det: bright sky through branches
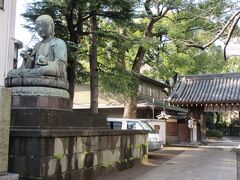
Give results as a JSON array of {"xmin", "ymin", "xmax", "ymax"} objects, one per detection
[{"xmin": 14, "ymin": 0, "xmax": 240, "ymax": 56}]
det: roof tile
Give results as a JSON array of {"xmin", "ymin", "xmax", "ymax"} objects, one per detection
[{"xmin": 168, "ymin": 73, "xmax": 240, "ymax": 105}]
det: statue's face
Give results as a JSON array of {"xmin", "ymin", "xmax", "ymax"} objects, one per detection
[{"xmin": 36, "ymin": 20, "xmax": 52, "ymax": 39}]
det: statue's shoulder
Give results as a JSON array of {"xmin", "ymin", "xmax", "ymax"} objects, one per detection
[{"xmin": 51, "ymin": 37, "xmax": 66, "ymax": 47}]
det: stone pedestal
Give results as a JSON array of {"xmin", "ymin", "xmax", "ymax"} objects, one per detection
[
  {"xmin": 10, "ymin": 95, "xmax": 106, "ymax": 129},
  {"xmin": 0, "ymin": 87, "xmax": 11, "ymax": 176},
  {"xmin": 5, "ymin": 73, "xmax": 148, "ymax": 179},
  {"xmin": 8, "ymin": 94, "xmax": 149, "ymax": 180},
  {"xmin": 189, "ymin": 107, "xmax": 206, "ymax": 142}
]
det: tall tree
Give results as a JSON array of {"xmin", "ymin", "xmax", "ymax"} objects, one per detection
[
  {"xmin": 22, "ymin": 0, "xmax": 138, "ymax": 111},
  {"xmin": 89, "ymin": 13, "xmax": 98, "ymax": 113},
  {"xmin": 99, "ymin": 0, "xmax": 240, "ymax": 118},
  {"xmin": 23, "ymin": 0, "xmax": 240, "ymax": 117}
]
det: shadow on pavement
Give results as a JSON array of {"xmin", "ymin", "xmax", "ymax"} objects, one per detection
[
  {"xmin": 95, "ymin": 147, "xmax": 187, "ymax": 180},
  {"xmin": 237, "ymin": 151, "xmax": 240, "ymax": 180}
]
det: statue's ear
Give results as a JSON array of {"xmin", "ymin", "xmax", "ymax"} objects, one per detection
[{"xmin": 51, "ymin": 23, "xmax": 55, "ymax": 36}]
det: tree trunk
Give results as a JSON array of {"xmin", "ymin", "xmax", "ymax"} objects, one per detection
[
  {"xmin": 89, "ymin": 14, "xmax": 98, "ymax": 113},
  {"xmin": 65, "ymin": 14, "xmax": 78, "ymax": 107},
  {"xmin": 117, "ymin": 28, "xmax": 127, "ymax": 69},
  {"xmin": 122, "ymin": 19, "xmax": 155, "ymax": 118},
  {"xmin": 215, "ymin": 112, "xmax": 222, "ymax": 129},
  {"xmin": 123, "ymin": 91, "xmax": 138, "ymax": 118},
  {"xmin": 67, "ymin": 64, "xmax": 76, "ymax": 106}
]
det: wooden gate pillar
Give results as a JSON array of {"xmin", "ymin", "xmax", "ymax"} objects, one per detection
[{"xmin": 189, "ymin": 107, "xmax": 206, "ymax": 142}]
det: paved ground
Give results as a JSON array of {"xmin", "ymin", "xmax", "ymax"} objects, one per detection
[
  {"xmin": 204, "ymin": 136, "xmax": 240, "ymax": 149},
  {"xmin": 95, "ymin": 147, "xmax": 187, "ymax": 180},
  {"xmin": 96, "ymin": 137, "xmax": 240, "ymax": 180},
  {"xmin": 237, "ymin": 151, "xmax": 240, "ymax": 180},
  {"xmin": 134, "ymin": 148, "xmax": 236, "ymax": 180}
]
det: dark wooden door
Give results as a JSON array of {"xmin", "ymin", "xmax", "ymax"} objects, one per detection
[
  {"xmin": 178, "ymin": 123, "xmax": 190, "ymax": 142},
  {"xmin": 197, "ymin": 122, "xmax": 201, "ymax": 141}
]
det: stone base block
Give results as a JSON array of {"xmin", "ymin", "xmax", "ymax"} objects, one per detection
[
  {"xmin": 8, "ymin": 129, "xmax": 148, "ymax": 180},
  {"xmin": 11, "ymin": 109, "xmax": 107, "ymax": 128},
  {"xmin": 0, "ymin": 173, "xmax": 19, "ymax": 180},
  {"xmin": 11, "ymin": 95, "xmax": 71, "ymax": 110}
]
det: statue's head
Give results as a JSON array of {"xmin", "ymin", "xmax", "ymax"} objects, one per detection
[{"xmin": 36, "ymin": 15, "xmax": 55, "ymax": 39}]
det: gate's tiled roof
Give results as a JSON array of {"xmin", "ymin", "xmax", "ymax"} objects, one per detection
[{"xmin": 168, "ymin": 73, "xmax": 240, "ymax": 105}]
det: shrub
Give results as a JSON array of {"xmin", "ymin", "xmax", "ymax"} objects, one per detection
[
  {"xmin": 229, "ymin": 119, "xmax": 240, "ymax": 136},
  {"xmin": 206, "ymin": 129, "xmax": 223, "ymax": 138}
]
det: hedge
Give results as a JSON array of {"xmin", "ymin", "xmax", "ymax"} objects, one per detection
[{"xmin": 206, "ymin": 129, "xmax": 223, "ymax": 138}]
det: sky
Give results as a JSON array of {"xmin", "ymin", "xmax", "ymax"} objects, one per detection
[{"xmin": 15, "ymin": 0, "xmax": 36, "ymax": 48}]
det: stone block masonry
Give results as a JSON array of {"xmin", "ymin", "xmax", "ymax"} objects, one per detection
[
  {"xmin": 8, "ymin": 129, "xmax": 148, "ymax": 180},
  {"xmin": 8, "ymin": 94, "xmax": 148, "ymax": 180}
]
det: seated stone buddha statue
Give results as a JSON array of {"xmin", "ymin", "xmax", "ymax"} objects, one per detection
[
  {"xmin": 7, "ymin": 14, "xmax": 67, "ymax": 79},
  {"xmin": 5, "ymin": 15, "xmax": 69, "ymax": 98}
]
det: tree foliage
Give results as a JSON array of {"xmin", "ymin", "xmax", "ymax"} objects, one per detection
[
  {"xmin": 98, "ymin": 0, "xmax": 240, "ymax": 117},
  {"xmin": 22, "ymin": 0, "xmax": 240, "ymax": 117},
  {"xmin": 22, "ymin": 0, "xmax": 139, "ymax": 109}
]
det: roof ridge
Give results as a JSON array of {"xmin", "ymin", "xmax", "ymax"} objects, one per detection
[{"xmin": 180, "ymin": 72, "xmax": 240, "ymax": 80}]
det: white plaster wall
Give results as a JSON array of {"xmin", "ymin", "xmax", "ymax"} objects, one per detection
[
  {"xmin": 147, "ymin": 119, "xmax": 166, "ymax": 144},
  {"xmin": 0, "ymin": 0, "xmax": 17, "ymax": 86},
  {"xmin": 192, "ymin": 123, "xmax": 197, "ymax": 143}
]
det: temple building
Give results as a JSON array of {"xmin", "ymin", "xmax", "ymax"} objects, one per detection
[{"xmin": 168, "ymin": 72, "xmax": 240, "ymax": 142}]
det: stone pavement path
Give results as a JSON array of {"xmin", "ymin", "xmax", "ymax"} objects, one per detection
[
  {"xmin": 96, "ymin": 146, "xmax": 238, "ymax": 180},
  {"xmin": 205, "ymin": 137, "xmax": 240, "ymax": 149},
  {"xmin": 134, "ymin": 148, "xmax": 237, "ymax": 180}
]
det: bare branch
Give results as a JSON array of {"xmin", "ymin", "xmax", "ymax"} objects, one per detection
[
  {"xmin": 157, "ymin": 2, "xmax": 161, "ymax": 15},
  {"xmin": 144, "ymin": 0, "xmax": 153, "ymax": 15},
  {"xmin": 186, "ymin": 11, "xmax": 240, "ymax": 50},
  {"xmin": 223, "ymin": 14, "xmax": 240, "ymax": 60},
  {"xmin": 159, "ymin": 3, "xmax": 167, "ymax": 16},
  {"xmin": 160, "ymin": 6, "xmax": 169, "ymax": 18},
  {"xmin": 160, "ymin": 15, "xmax": 174, "ymax": 23},
  {"xmin": 81, "ymin": 14, "xmax": 93, "ymax": 21}
]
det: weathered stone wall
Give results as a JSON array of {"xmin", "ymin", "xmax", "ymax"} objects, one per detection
[
  {"xmin": 8, "ymin": 95, "xmax": 148, "ymax": 179},
  {"xmin": 0, "ymin": 87, "xmax": 11, "ymax": 175},
  {"xmin": 8, "ymin": 130, "xmax": 148, "ymax": 180}
]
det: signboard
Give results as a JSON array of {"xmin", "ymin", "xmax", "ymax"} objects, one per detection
[{"xmin": 0, "ymin": 0, "xmax": 4, "ymax": 9}]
